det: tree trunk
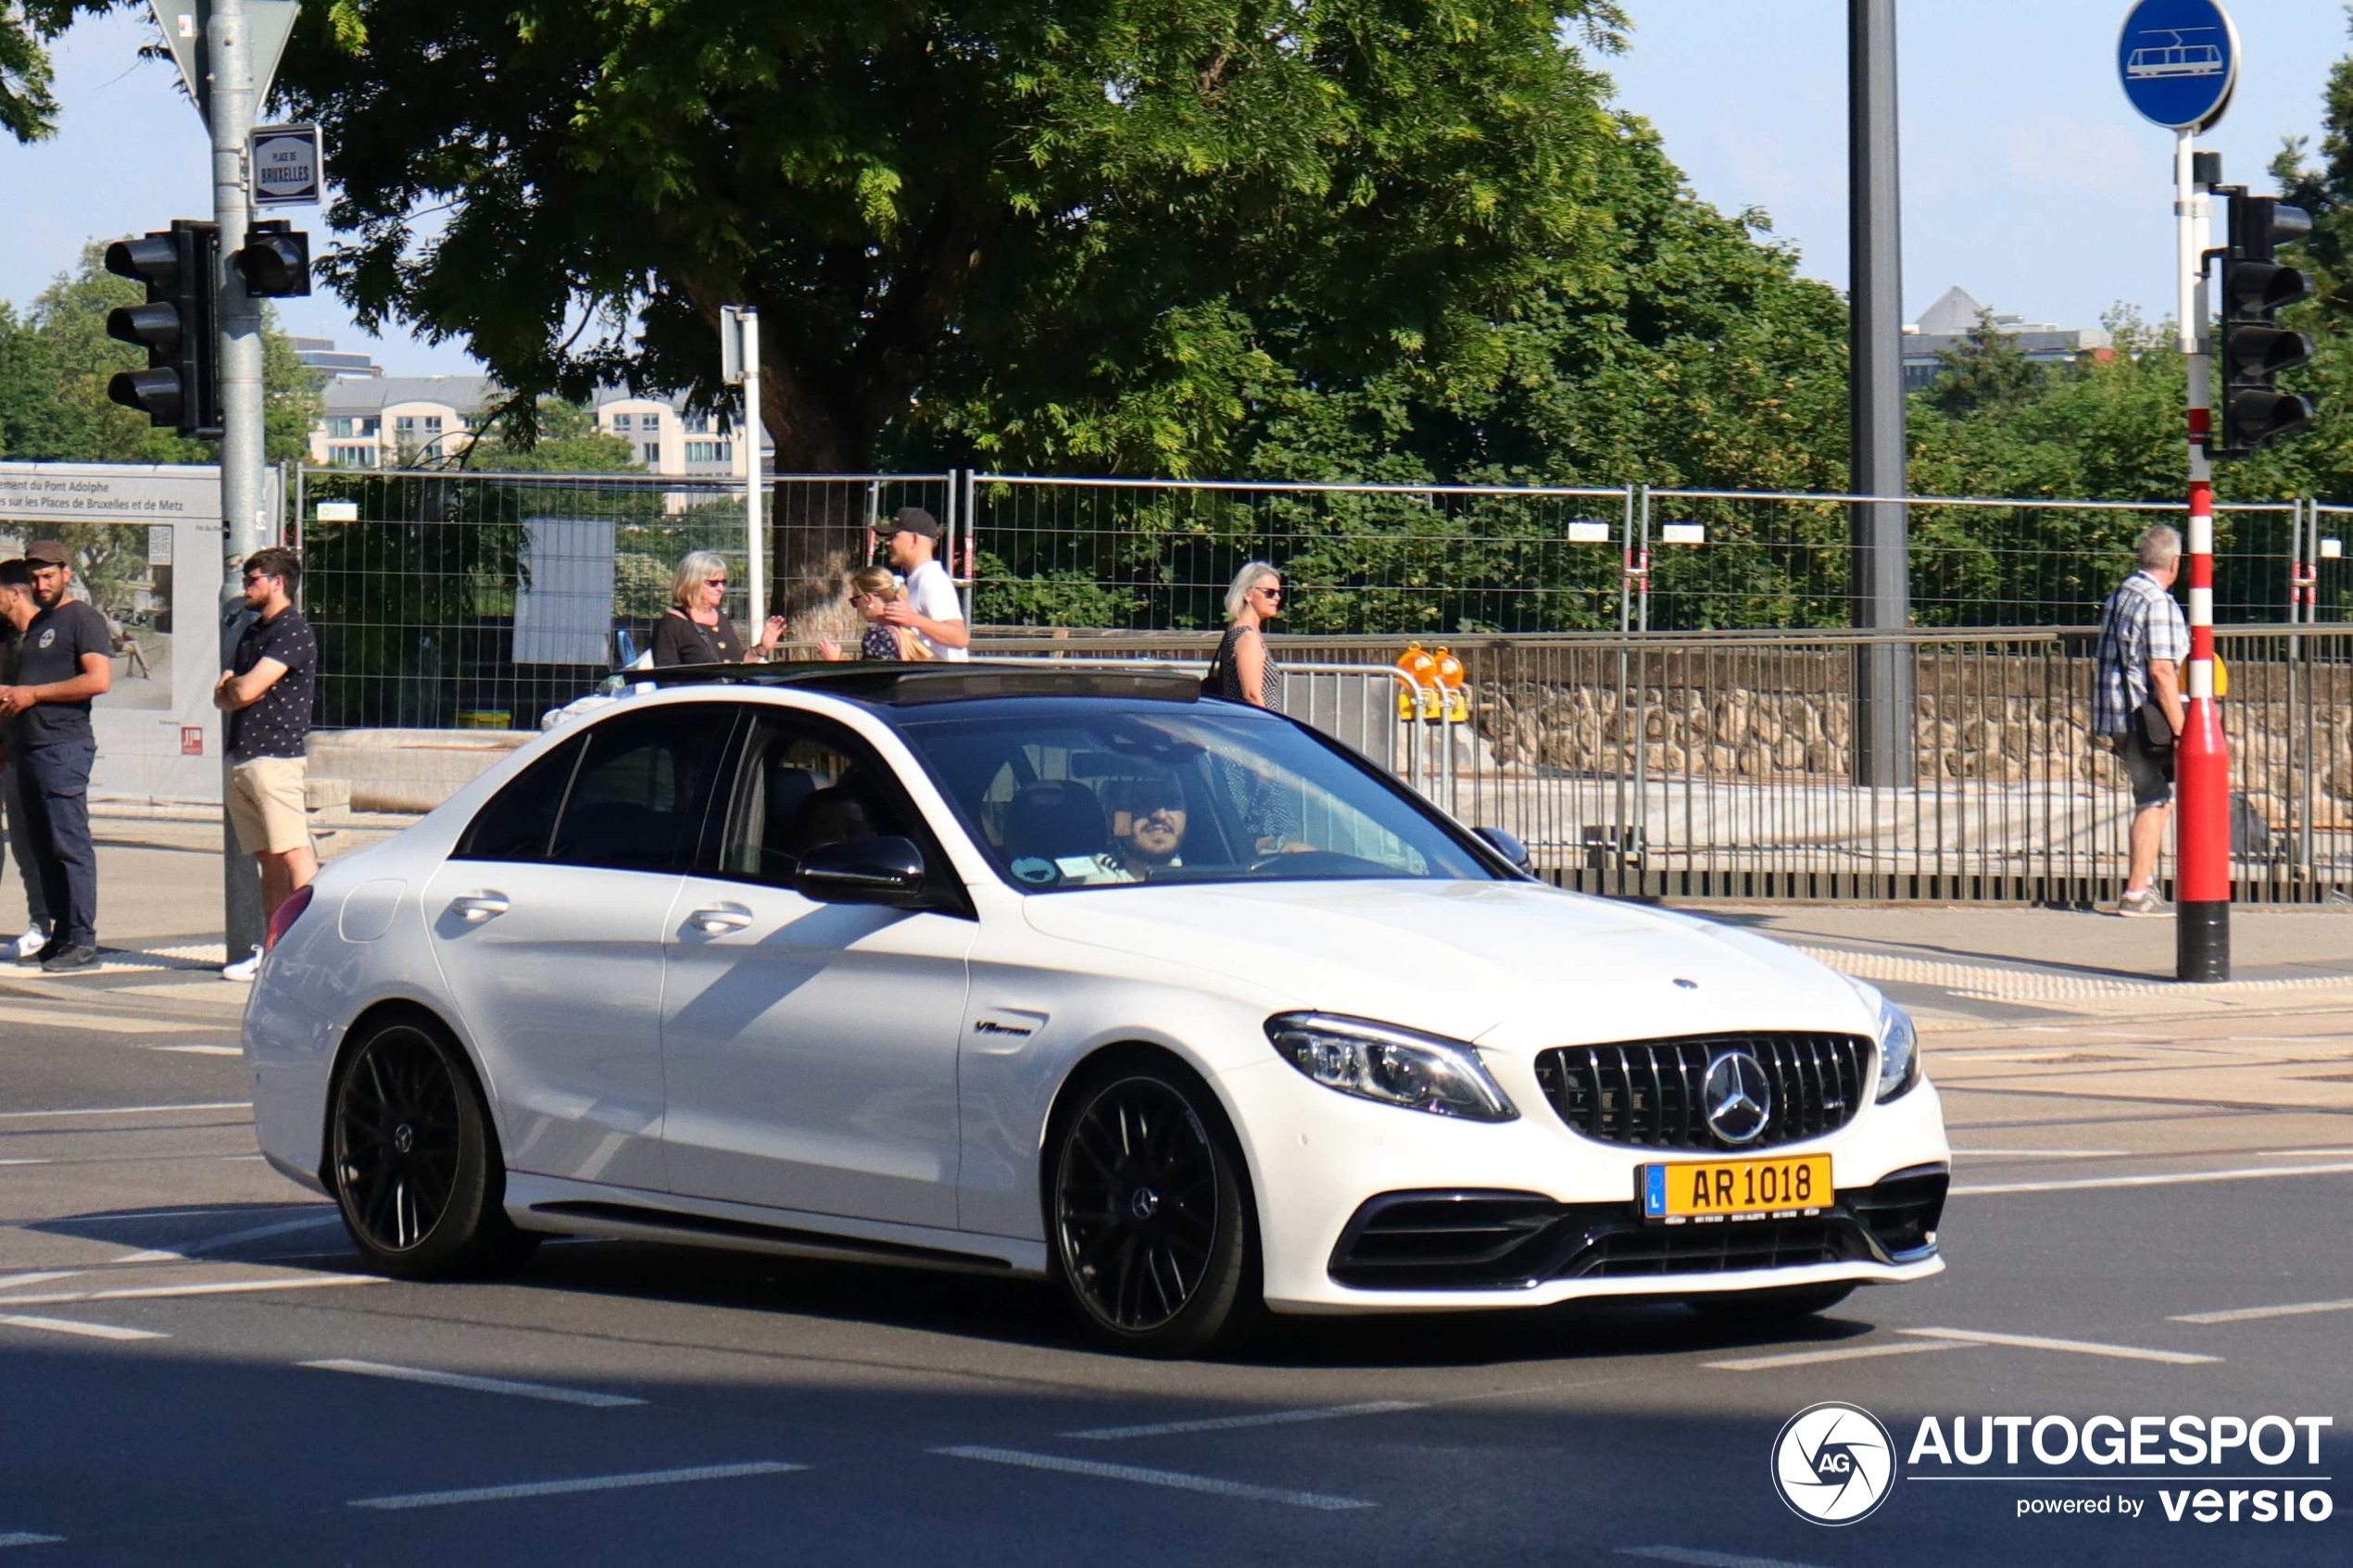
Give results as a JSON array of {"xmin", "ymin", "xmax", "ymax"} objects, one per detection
[{"xmin": 757, "ymin": 371, "xmax": 874, "ymax": 648}]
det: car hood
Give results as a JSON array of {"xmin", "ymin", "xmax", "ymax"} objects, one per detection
[{"xmin": 1020, "ymin": 879, "xmax": 1875, "ymax": 1052}]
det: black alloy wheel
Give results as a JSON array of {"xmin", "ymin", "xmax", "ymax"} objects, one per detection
[
  {"xmin": 330, "ymin": 1017, "xmax": 534, "ymax": 1278},
  {"xmin": 1051, "ymin": 1067, "xmax": 1255, "ymax": 1356}
]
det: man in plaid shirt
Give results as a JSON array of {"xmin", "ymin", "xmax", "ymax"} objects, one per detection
[{"xmin": 2094, "ymin": 525, "xmax": 2188, "ymax": 917}]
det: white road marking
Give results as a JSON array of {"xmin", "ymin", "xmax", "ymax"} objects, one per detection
[
  {"xmin": 0, "ymin": 1535, "xmax": 65, "ymax": 1549},
  {"xmin": 0, "ymin": 1314, "xmax": 168, "ymax": 1342},
  {"xmin": 1953, "ymin": 1160, "xmax": 2353, "ymax": 1197},
  {"xmin": 113, "ymin": 1212, "xmax": 342, "ymax": 1264},
  {"xmin": 0, "ymin": 1160, "xmax": 51, "ymax": 1167},
  {"xmin": 0, "ymin": 1102, "xmax": 250, "ymax": 1120},
  {"xmin": 1064, "ymin": 1399, "xmax": 1423, "ymax": 1441},
  {"xmin": 2258, "ymin": 1148, "xmax": 2353, "ymax": 1158},
  {"xmin": 1620, "ymin": 1548, "xmax": 1830, "ymax": 1568},
  {"xmin": 349, "ymin": 1461, "xmax": 806, "ymax": 1511},
  {"xmin": 0, "ymin": 1273, "xmax": 381, "ymax": 1308},
  {"xmin": 2171, "ymin": 1298, "xmax": 2353, "ymax": 1325},
  {"xmin": 1950, "ymin": 1148, "xmax": 2126, "ymax": 1159},
  {"xmin": 0, "ymin": 1272, "xmax": 81, "ymax": 1293},
  {"xmin": 934, "ymin": 1446, "xmax": 1374, "ymax": 1511},
  {"xmin": 154, "ymin": 1045, "xmax": 242, "ymax": 1058},
  {"xmin": 301, "ymin": 1359, "xmax": 647, "ymax": 1408},
  {"xmin": 1899, "ymin": 1327, "xmax": 2219, "ymax": 1365},
  {"xmin": 1705, "ymin": 1340, "xmax": 1981, "ymax": 1373}
]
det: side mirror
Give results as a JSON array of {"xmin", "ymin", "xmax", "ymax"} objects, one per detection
[
  {"xmin": 794, "ymin": 834, "xmax": 929, "ymax": 906},
  {"xmin": 1474, "ymin": 825, "xmax": 1533, "ymax": 876}
]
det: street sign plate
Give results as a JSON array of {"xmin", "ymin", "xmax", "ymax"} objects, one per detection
[
  {"xmin": 250, "ymin": 123, "xmax": 325, "ymax": 207},
  {"xmin": 2117, "ymin": 0, "xmax": 2239, "ymax": 131}
]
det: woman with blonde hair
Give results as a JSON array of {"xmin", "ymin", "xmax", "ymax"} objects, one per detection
[
  {"xmin": 816, "ymin": 567, "xmax": 934, "ymax": 662},
  {"xmin": 649, "ymin": 549, "xmax": 786, "ymax": 666},
  {"xmin": 1210, "ymin": 561, "xmax": 1284, "ymax": 708}
]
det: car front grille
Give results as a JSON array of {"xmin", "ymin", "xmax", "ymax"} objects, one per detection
[
  {"xmin": 1532, "ymin": 1032, "xmax": 1873, "ymax": 1150},
  {"xmin": 1327, "ymin": 1167, "xmax": 1943, "ymax": 1291}
]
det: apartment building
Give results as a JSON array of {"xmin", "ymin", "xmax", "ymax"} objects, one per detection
[{"xmin": 308, "ymin": 376, "xmax": 770, "ymax": 479}]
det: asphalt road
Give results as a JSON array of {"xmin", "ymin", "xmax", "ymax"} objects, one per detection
[{"xmin": 4, "ymin": 1004, "xmax": 2351, "ymax": 1567}]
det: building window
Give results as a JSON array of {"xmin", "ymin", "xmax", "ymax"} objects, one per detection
[
  {"xmin": 611, "ymin": 412, "xmax": 632, "ymax": 432},
  {"xmin": 686, "ymin": 440, "xmax": 734, "ymax": 464},
  {"xmin": 326, "ymin": 417, "xmax": 355, "ymax": 438},
  {"xmin": 684, "ymin": 412, "xmax": 710, "ymax": 434},
  {"xmin": 328, "ymin": 445, "xmax": 376, "ymax": 469},
  {"xmin": 641, "ymin": 443, "xmax": 661, "ymax": 466},
  {"xmin": 394, "ymin": 416, "xmax": 415, "ymax": 438},
  {"xmin": 639, "ymin": 411, "xmax": 661, "ymax": 433},
  {"xmin": 359, "ymin": 417, "xmax": 379, "ymax": 436},
  {"xmin": 423, "ymin": 416, "xmax": 443, "ymax": 437}
]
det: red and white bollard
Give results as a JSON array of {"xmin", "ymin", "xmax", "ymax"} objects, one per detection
[{"xmin": 2176, "ymin": 415, "xmax": 2230, "ymax": 981}]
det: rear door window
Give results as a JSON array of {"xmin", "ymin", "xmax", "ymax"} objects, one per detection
[
  {"xmin": 544, "ymin": 704, "xmax": 736, "ymax": 873},
  {"xmin": 454, "ymin": 735, "xmax": 585, "ymax": 863}
]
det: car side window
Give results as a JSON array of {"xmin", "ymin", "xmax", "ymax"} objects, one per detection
[
  {"xmin": 543, "ymin": 704, "xmax": 734, "ymax": 873},
  {"xmin": 718, "ymin": 712, "xmax": 909, "ymax": 886},
  {"xmin": 453, "ymin": 735, "xmax": 585, "ymax": 863}
]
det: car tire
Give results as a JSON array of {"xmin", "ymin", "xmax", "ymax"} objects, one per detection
[
  {"xmin": 329, "ymin": 1014, "xmax": 537, "ymax": 1279},
  {"xmin": 1047, "ymin": 1061, "xmax": 1260, "ymax": 1358},
  {"xmin": 1685, "ymin": 1282, "xmax": 1857, "ymax": 1322}
]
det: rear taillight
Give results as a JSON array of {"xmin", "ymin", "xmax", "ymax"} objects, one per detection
[{"xmin": 264, "ymin": 883, "xmax": 316, "ymax": 953}]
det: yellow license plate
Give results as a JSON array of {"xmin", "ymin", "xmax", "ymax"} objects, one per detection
[{"xmin": 1640, "ymin": 1154, "xmax": 1832, "ymax": 1222}]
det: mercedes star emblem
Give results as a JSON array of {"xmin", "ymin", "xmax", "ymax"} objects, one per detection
[{"xmin": 1703, "ymin": 1051, "xmax": 1772, "ymax": 1145}]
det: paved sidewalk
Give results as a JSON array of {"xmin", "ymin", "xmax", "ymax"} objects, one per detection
[{"xmin": 5, "ymin": 819, "xmax": 2351, "ymax": 1036}]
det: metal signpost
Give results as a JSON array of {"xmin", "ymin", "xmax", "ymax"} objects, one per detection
[
  {"xmin": 2119, "ymin": 0, "xmax": 2238, "ymax": 981},
  {"xmin": 721, "ymin": 306, "xmax": 766, "ymax": 633}
]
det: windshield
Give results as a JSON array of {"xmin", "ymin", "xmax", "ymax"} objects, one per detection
[{"xmin": 893, "ymin": 699, "xmax": 1499, "ymax": 892}]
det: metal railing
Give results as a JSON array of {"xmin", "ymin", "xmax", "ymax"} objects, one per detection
[{"xmin": 974, "ymin": 628, "xmax": 2353, "ymax": 906}]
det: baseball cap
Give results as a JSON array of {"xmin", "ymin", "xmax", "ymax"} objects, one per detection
[
  {"xmin": 887, "ymin": 506, "xmax": 942, "ymax": 541},
  {"xmin": 25, "ymin": 540, "xmax": 70, "ymax": 566}
]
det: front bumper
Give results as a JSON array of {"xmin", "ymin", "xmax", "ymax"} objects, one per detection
[{"xmin": 1229, "ymin": 1055, "xmax": 1949, "ymax": 1313}]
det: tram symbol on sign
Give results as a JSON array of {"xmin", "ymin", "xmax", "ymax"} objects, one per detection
[{"xmin": 2124, "ymin": 27, "xmax": 2224, "ymax": 80}]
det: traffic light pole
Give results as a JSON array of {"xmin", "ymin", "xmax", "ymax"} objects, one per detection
[
  {"xmin": 209, "ymin": 0, "xmax": 268, "ymax": 959},
  {"xmin": 2174, "ymin": 129, "xmax": 2230, "ymax": 982}
]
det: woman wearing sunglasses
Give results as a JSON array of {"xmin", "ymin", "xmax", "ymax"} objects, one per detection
[
  {"xmin": 1212, "ymin": 561, "xmax": 1285, "ymax": 709},
  {"xmin": 649, "ymin": 549, "xmax": 788, "ymax": 667}
]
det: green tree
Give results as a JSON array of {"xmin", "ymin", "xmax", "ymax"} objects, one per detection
[
  {"xmin": 464, "ymin": 397, "xmax": 636, "ymax": 473},
  {"xmin": 1921, "ymin": 309, "xmax": 2046, "ymax": 420},
  {"xmin": 0, "ymin": 243, "xmax": 321, "ymax": 464}
]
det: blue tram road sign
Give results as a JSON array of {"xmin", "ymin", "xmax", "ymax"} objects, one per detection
[{"xmin": 2118, "ymin": 0, "xmax": 2239, "ymax": 131}]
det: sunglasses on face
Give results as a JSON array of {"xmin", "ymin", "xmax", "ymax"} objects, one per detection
[
  {"xmin": 706, "ymin": 577, "xmax": 728, "ymax": 588},
  {"xmin": 1254, "ymin": 585, "xmax": 1283, "ymax": 599}
]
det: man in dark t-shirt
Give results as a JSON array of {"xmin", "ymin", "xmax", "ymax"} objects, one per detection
[
  {"xmin": 215, "ymin": 547, "xmax": 319, "ymax": 980},
  {"xmin": 0, "ymin": 540, "xmax": 113, "ymax": 972}
]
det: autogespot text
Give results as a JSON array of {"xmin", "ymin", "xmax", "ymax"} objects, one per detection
[{"xmin": 1906, "ymin": 1414, "xmax": 2335, "ymax": 1524}]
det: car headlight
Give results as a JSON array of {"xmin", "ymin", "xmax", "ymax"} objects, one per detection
[
  {"xmin": 1265, "ymin": 1013, "xmax": 1517, "ymax": 1122},
  {"xmin": 1876, "ymin": 994, "xmax": 1920, "ymax": 1102}
]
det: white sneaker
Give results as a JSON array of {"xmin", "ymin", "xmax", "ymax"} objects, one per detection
[
  {"xmin": 13, "ymin": 926, "xmax": 45, "ymax": 960},
  {"xmin": 222, "ymin": 945, "xmax": 263, "ymax": 983}
]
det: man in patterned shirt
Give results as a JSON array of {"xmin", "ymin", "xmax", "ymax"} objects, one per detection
[
  {"xmin": 2093, "ymin": 526, "xmax": 2188, "ymax": 918},
  {"xmin": 215, "ymin": 547, "xmax": 319, "ymax": 979}
]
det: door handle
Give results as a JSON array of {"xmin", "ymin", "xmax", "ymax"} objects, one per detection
[
  {"xmin": 688, "ymin": 902, "xmax": 754, "ymax": 935},
  {"xmin": 448, "ymin": 892, "xmax": 510, "ymax": 923}
]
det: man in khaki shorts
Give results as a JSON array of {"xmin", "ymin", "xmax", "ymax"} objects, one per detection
[{"xmin": 215, "ymin": 547, "xmax": 319, "ymax": 980}]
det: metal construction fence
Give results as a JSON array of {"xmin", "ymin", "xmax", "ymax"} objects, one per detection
[{"xmin": 994, "ymin": 625, "xmax": 2353, "ymax": 907}]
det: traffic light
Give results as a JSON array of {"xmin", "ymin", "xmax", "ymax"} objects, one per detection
[
  {"xmin": 103, "ymin": 220, "xmax": 220, "ymax": 438},
  {"xmin": 2218, "ymin": 194, "xmax": 2315, "ymax": 457},
  {"xmin": 234, "ymin": 220, "xmax": 311, "ymax": 297}
]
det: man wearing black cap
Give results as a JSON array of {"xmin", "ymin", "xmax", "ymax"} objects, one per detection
[
  {"xmin": 878, "ymin": 507, "xmax": 968, "ymax": 662},
  {"xmin": 0, "ymin": 540, "xmax": 112, "ymax": 972}
]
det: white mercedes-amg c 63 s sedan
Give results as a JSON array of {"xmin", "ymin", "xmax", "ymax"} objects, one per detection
[{"xmin": 244, "ymin": 664, "xmax": 1949, "ymax": 1355}]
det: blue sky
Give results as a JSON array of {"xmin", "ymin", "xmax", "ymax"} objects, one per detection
[{"xmin": 7, "ymin": 3, "xmax": 2348, "ymax": 375}]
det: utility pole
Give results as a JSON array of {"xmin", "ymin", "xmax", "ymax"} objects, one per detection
[
  {"xmin": 1848, "ymin": 0, "xmax": 1914, "ymax": 788},
  {"xmin": 722, "ymin": 305, "xmax": 765, "ymax": 638},
  {"xmin": 209, "ymin": 0, "xmax": 268, "ymax": 959}
]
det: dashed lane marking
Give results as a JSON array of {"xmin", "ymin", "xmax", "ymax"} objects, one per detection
[
  {"xmin": 301, "ymin": 1359, "xmax": 647, "ymax": 1408},
  {"xmin": 2171, "ymin": 1298, "xmax": 2353, "ymax": 1325},
  {"xmin": 1899, "ymin": 1328, "xmax": 2219, "ymax": 1365},
  {"xmin": 0, "ymin": 1102, "xmax": 250, "ymax": 1120},
  {"xmin": 1953, "ymin": 1160, "xmax": 2353, "ymax": 1197},
  {"xmin": 1705, "ymin": 1340, "xmax": 1982, "ymax": 1373},
  {"xmin": 153, "ymin": 1045, "xmax": 242, "ymax": 1058},
  {"xmin": 1063, "ymin": 1399, "xmax": 1424, "ymax": 1441},
  {"xmin": 0, "ymin": 1273, "xmax": 79, "ymax": 1293},
  {"xmin": 0, "ymin": 1273, "xmax": 381, "ymax": 1308},
  {"xmin": 349, "ymin": 1461, "xmax": 806, "ymax": 1511},
  {"xmin": 0, "ymin": 1314, "xmax": 167, "ymax": 1342},
  {"xmin": 113, "ymin": 1212, "xmax": 343, "ymax": 1264},
  {"xmin": 0, "ymin": 1535, "xmax": 64, "ymax": 1549},
  {"xmin": 2257, "ymin": 1148, "xmax": 2353, "ymax": 1157},
  {"xmin": 934, "ymin": 1446, "xmax": 1375, "ymax": 1511},
  {"xmin": 0, "ymin": 1160, "xmax": 50, "ymax": 1167},
  {"xmin": 1620, "ymin": 1548, "xmax": 1831, "ymax": 1568}
]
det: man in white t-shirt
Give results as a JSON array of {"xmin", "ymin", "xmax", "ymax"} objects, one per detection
[{"xmin": 879, "ymin": 506, "xmax": 970, "ymax": 662}]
